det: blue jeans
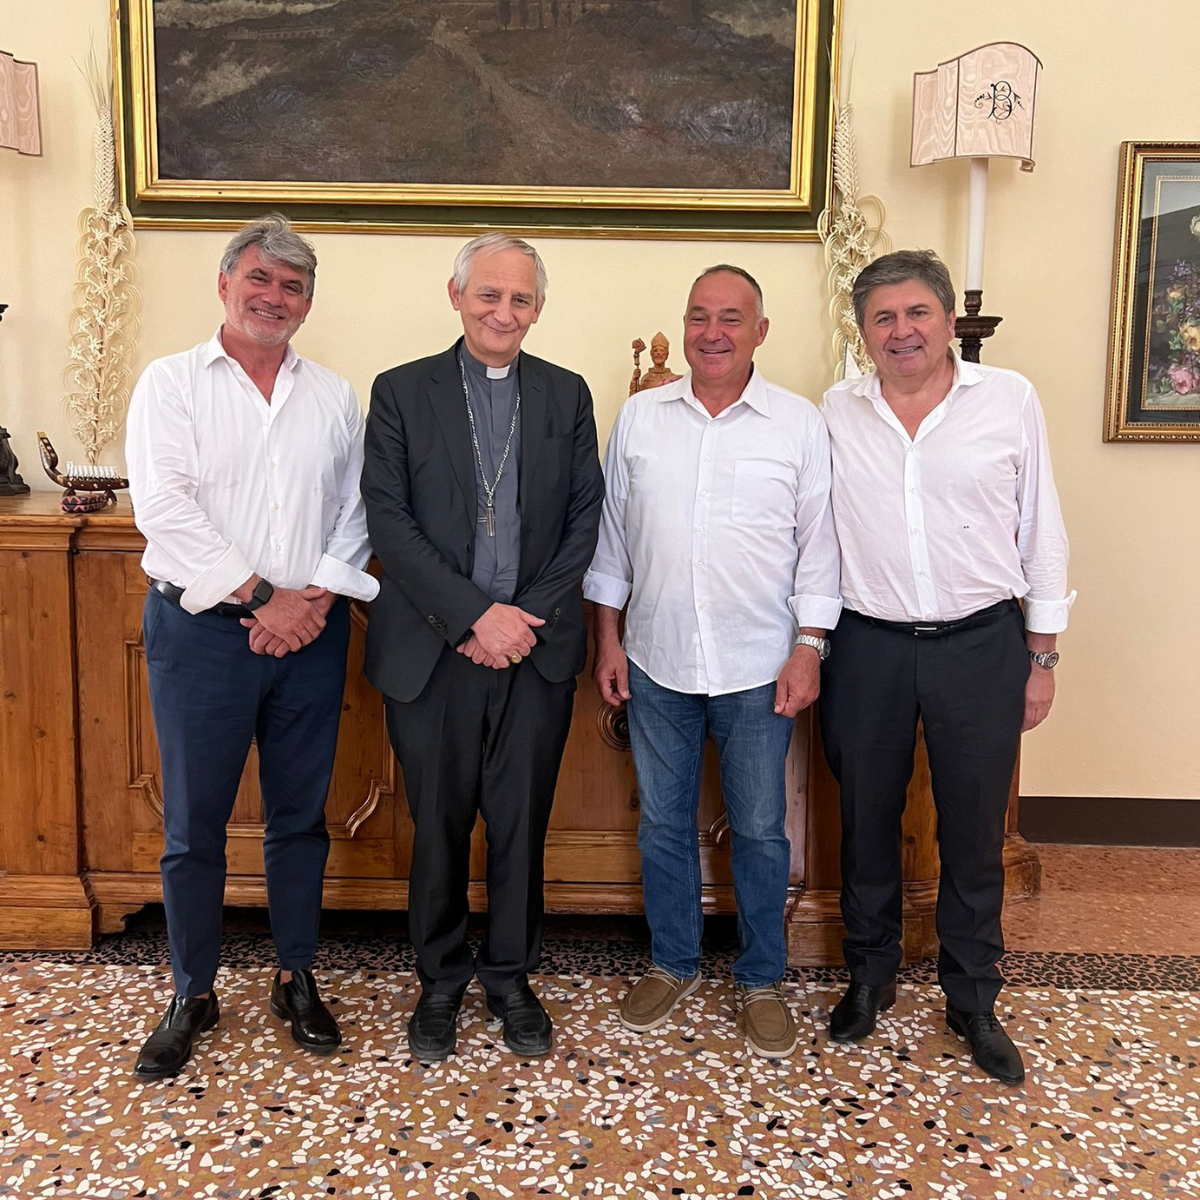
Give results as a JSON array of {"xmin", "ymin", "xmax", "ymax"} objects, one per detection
[{"xmin": 626, "ymin": 662, "xmax": 796, "ymax": 986}]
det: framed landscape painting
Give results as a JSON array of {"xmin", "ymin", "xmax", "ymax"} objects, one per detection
[
  {"xmin": 114, "ymin": 0, "xmax": 839, "ymax": 238},
  {"xmin": 1105, "ymin": 142, "xmax": 1200, "ymax": 441}
]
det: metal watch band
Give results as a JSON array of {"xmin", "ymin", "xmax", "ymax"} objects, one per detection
[
  {"xmin": 795, "ymin": 634, "xmax": 830, "ymax": 661},
  {"xmin": 1028, "ymin": 649, "xmax": 1059, "ymax": 670}
]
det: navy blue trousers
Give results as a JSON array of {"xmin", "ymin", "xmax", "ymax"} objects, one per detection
[{"xmin": 143, "ymin": 587, "xmax": 350, "ymax": 996}]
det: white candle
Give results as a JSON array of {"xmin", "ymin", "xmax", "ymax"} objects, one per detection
[{"xmin": 965, "ymin": 157, "xmax": 988, "ymax": 292}]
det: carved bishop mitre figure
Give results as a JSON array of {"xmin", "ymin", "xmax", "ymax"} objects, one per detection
[{"xmin": 629, "ymin": 332, "xmax": 678, "ymax": 394}]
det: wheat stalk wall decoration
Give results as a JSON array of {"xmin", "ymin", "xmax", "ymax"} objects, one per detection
[
  {"xmin": 816, "ymin": 102, "xmax": 890, "ymax": 379},
  {"xmin": 62, "ymin": 37, "xmax": 140, "ymax": 465}
]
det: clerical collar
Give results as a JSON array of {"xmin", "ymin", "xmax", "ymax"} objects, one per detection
[{"xmin": 461, "ymin": 342, "xmax": 516, "ymax": 381}]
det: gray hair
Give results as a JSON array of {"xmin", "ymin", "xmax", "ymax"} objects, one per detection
[
  {"xmin": 852, "ymin": 249, "xmax": 955, "ymax": 328},
  {"xmin": 692, "ymin": 263, "xmax": 765, "ymax": 320},
  {"xmin": 220, "ymin": 213, "xmax": 317, "ymax": 298},
  {"xmin": 453, "ymin": 232, "xmax": 548, "ymax": 305}
]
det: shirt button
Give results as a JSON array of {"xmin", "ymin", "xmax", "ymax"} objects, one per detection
[
  {"xmin": 908, "ymin": 486, "xmax": 916, "ymax": 493},
  {"xmin": 696, "ymin": 560, "xmax": 705, "ymax": 568},
  {"xmin": 695, "ymin": 524, "xmax": 704, "ymax": 532},
  {"xmin": 274, "ymin": 502, "xmax": 281, "ymax": 510},
  {"xmin": 699, "ymin": 489, "xmax": 708, "ymax": 497},
  {"xmin": 910, "ymin": 527, "xmax": 919, "ymax": 535},
  {"xmin": 704, "ymin": 456, "xmax": 711, "ymax": 462}
]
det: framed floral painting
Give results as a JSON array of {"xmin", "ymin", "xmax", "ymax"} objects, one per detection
[{"xmin": 1105, "ymin": 142, "xmax": 1200, "ymax": 441}]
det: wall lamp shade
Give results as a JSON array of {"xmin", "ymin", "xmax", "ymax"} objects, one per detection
[
  {"xmin": 911, "ymin": 42, "xmax": 1041, "ymax": 172},
  {"xmin": 0, "ymin": 51, "xmax": 42, "ymax": 156}
]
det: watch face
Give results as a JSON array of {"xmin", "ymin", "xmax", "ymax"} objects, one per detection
[{"xmin": 1034, "ymin": 651, "xmax": 1059, "ymax": 669}]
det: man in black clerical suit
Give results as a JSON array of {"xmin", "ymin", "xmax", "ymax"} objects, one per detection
[{"xmin": 362, "ymin": 232, "xmax": 604, "ymax": 1060}]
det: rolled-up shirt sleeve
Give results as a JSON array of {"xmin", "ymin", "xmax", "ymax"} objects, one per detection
[
  {"xmin": 126, "ymin": 360, "xmax": 254, "ymax": 614},
  {"xmin": 309, "ymin": 392, "xmax": 379, "ymax": 601},
  {"xmin": 582, "ymin": 406, "xmax": 633, "ymax": 611},
  {"xmin": 1017, "ymin": 385, "xmax": 1076, "ymax": 634},
  {"xmin": 787, "ymin": 417, "xmax": 843, "ymax": 633}
]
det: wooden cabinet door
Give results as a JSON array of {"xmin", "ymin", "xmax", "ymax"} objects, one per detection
[{"xmin": 76, "ymin": 553, "xmax": 402, "ymax": 882}]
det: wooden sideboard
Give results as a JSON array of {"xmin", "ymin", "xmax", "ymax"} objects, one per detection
[{"xmin": 0, "ymin": 494, "xmax": 1039, "ymax": 960}]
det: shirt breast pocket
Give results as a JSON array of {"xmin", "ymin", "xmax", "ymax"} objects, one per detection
[{"xmin": 731, "ymin": 459, "xmax": 795, "ymax": 529}]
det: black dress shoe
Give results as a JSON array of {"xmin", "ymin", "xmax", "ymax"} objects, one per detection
[
  {"xmin": 486, "ymin": 984, "xmax": 553, "ymax": 1057},
  {"xmin": 829, "ymin": 980, "xmax": 897, "ymax": 1042},
  {"xmin": 269, "ymin": 969, "xmax": 341, "ymax": 1054},
  {"xmin": 408, "ymin": 991, "xmax": 464, "ymax": 1061},
  {"xmin": 946, "ymin": 1003, "xmax": 1025, "ymax": 1085},
  {"xmin": 134, "ymin": 994, "xmax": 219, "ymax": 1080}
]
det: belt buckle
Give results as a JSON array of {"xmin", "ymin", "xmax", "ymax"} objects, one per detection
[{"xmin": 913, "ymin": 624, "xmax": 939, "ymax": 635}]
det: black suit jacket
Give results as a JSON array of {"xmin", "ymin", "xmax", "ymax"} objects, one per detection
[{"xmin": 362, "ymin": 340, "xmax": 604, "ymax": 703}]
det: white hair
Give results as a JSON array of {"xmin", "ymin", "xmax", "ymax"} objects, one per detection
[
  {"xmin": 220, "ymin": 213, "xmax": 317, "ymax": 298},
  {"xmin": 453, "ymin": 232, "xmax": 547, "ymax": 305}
]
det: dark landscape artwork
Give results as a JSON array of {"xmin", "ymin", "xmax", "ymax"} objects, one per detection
[{"xmin": 151, "ymin": 0, "xmax": 800, "ymax": 191}]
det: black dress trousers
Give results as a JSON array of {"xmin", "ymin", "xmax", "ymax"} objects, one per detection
[
  {"xmin": 385, "ymin": 647, "xmax": 576, "ymax": 998},
  {"xmin": 818, "ymin": 600, "xmax": 1030, "ymax": 1013}
]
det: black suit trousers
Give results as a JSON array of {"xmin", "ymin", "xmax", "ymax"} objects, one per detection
[
  {"xmin": 385, "ymin": 648, "xmax": 576, "ymax": 996},
  {"xmin": 818, "ymin": 600, "xmax": 1029, "ymax": 1013}
]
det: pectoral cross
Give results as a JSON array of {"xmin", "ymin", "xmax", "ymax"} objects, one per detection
[{"xmin": 479, "ymin": 503, "xmax": 496, "ymax": 537}]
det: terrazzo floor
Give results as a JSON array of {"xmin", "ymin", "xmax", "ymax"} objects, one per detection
[{"xmin": 2, "ymin": 845, "xmax": 1198, "ymax": 1200}]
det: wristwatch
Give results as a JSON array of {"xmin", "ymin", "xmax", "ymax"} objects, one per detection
[
  {"xmin": 245, "ymin": 579, "xmax": 275, "ymax": 611},
  {"xmin": 1029, "ymin": 649, "xmax": 1059, "ymax": 670},
  {"xmin": 796, "ymin": 634, "xmax": 831, "ymax": 661}
]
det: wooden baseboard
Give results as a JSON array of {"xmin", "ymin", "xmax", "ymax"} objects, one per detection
[{"xmin": 1019, "ymin": 796, "xmax": 1200, "ymax": 847}]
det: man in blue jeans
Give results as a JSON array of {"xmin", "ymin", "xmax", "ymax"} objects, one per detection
[{"xmin": 584, "ymin": 266, "xmax": 842, "ymax": 1058}]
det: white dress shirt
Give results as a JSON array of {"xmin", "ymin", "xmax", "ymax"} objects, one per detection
[
  {"xmin": 127, "ymin": 330, "xmax": 378, "ymax": 614},
  {"xmin": 583, "ymin": 369, "xmax": 843, "ymax": 696},
  {"xmin": 821, "ymin": 355, "xmax": 1074, "ymax": 633}
]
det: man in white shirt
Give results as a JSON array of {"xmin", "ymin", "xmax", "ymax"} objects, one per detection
[
  {"xmin": 126, "ymin": 215, "xmax": 378, "ymax": 1079},
  {"xmin": 585, "ymin": 266, "xmax": 842, "ymax": 1059},
  {"xmin": 820, "ymin": 250, "xmax": 1074, "ymax": 1085}
]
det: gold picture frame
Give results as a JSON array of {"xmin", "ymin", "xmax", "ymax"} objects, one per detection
[
  {"xmin": 113, "ymin": 0, "xmax": 840, "ymax": 239},
  {"xmin": 1104, "ymin": 141, "xmax": 1200, "ymax": 441}
]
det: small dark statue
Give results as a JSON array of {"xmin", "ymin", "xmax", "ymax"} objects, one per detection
[
  {"xmin": 0, "ymin": 424, "xmax": 30, "ymax": 496},
  {"xmin": 0, "ymin": 304, "xmax": 31, "ymax": 496}
]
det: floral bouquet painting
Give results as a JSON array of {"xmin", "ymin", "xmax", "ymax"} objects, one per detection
[{"xmin": 1148, "ymin": 212, "xmax": 1200, "ymax": 405}]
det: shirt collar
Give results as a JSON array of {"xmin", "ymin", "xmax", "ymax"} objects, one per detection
[
  {"xmin": 459, "ymin": 338, "xmax": 517, "ymax": 381},
  {"xmin": 664, "ymin": 365, "xmax": 771, "ymax": 416},
  {"xmin": 850, "ymin": 350, "xmax": 981, "ymax": 402},
  {"xmin": 202, "ymin": 327, "xmax": 301, "ymax": 373}
]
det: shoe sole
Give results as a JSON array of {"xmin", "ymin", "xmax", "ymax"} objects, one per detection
[
  {"xmin": 828, "ymin": 985, "xmax": 897, "ymax": 1043},
  {"xmin": 269, "ymin": 999, "xmax": 342, "ymax": 1055},
  {"xmin": 618, "ymin": 974, "xmax": 703, "ymax": 1033},
  {"xmin": 945, "ymin": 1010, "xmax": 1025, "ymax": 1086},
  {"xmin": 407, "ymin": 1041, "xmax": 456, "ymax": 1063},
  {"xmin": 133, "ymin": 1007, "xmax": 219, "ymax": 1080}
]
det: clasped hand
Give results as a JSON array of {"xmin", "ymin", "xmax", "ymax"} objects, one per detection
[
  {"xmin": 240, "ymin": 585, "xmax": 332, "ymax": 657},
  {"xmin": 457, "ymin": 602, "xmax": 545, "ymax": 670}
]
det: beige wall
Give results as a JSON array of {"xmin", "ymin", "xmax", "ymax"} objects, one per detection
[{"xmin": 2, "ymin": 1, "xmax": 1197, "ymax": 799}]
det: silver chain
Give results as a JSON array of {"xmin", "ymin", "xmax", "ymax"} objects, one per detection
[{"xmin": 458, "ymin": 352, "xmax": 520, "ymax": 532}]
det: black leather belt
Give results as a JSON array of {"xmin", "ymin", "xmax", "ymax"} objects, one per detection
[
  {"xmin": 845, "ymin": 598, "xmax": 1017, "ymax": 638},
  {"xmin": 148, "ymin": 578, "xmax": 254, "ymax": 618}
]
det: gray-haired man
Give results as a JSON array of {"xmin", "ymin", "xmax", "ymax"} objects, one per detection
[
  {"xmin": 362, "ymin": 233, "xmax": 604, "ymax": 1061},
  {"xmin": 126, "ymin": 214, "xmax": 378, "ymax": 1078}
]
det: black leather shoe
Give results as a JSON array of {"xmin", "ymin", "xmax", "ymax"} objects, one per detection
[
  {"xmin": 134, "ymin": 994, "xmax": 219, "ymax": 1080},
  {"xmin": 486, "ymin": 984, "xmax": 553, "ymax": 1057},
  {"xmin": 407, "ymin": 991, "xmax": 463, "ymax": 1061},
  {"xmin": 829, "ymin": 980, "xmax": 897, "ymax": 1042},
  {"xmin": 269, "ymin": 969, "xmax": 341, "ymax": 1054},
  {"xmin": 946, "ymin": 1003, "xmax": 1025, "ymax": 1085}
]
